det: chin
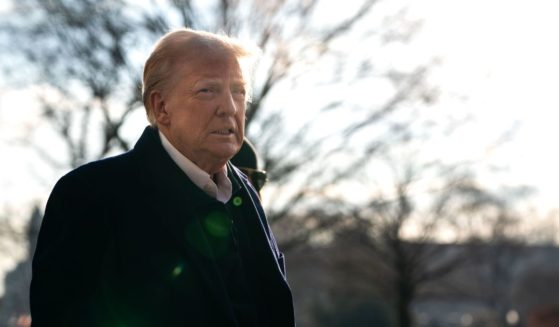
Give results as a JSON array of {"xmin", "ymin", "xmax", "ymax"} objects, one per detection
[{"xmin": 213, "ymin": 146, "xmax": 240, "ymax": 161}]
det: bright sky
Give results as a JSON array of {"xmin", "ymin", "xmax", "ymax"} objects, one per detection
[
  {"xmin": 1, "ymin": 0, "xmax": 557, "ymax": 212},
  {"xmin": 407, "ymin": 0, "xmax": 559, "ymax": 211},
  {"xmin": 1, "ymin": 0, "xmax": 559, "ymax": 292}
]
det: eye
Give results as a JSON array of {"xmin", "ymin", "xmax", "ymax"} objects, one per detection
[
  {"xmin": 232, "ymin": 86, "xmax": 247, "ymax": 99},
  {"xmin": 198, "ymin": 87, "xmax": 215, "ymax": 94}
]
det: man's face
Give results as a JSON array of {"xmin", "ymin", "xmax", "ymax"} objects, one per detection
[{"xmin": 157, "ymin": 51, "xmax": 247, "ymax": 173}]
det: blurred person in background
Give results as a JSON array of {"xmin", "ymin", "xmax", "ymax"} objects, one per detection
[
  {"xmin": 231, "ymin": 138, "xmax": 268, "ymax": 197},
  {"xmin": 30, "ymin": 28, "xmax": 294, "ymax": 327}
]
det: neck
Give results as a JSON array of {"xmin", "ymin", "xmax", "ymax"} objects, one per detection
[{"xmin": 195, "ymin": 161, "xmax": 227, "ymax": 176}]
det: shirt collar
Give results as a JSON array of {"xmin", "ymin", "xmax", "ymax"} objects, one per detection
[{"xmin": 159, "ymin": 130, "xmax": 232, "ymax": 203}]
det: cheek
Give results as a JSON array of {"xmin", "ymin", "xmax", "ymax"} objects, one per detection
[
  {"xmin": 237, "ymin": 108, "xmax": 246, "ymax": 124},
  {"xmin": 237, "ymin": 116, "xmax": 245, "ymax": 134}
]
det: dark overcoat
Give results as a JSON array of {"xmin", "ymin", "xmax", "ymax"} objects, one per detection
[{"xmin": 30, "ymin": 126, "xmax": 294, "ymax": 326}]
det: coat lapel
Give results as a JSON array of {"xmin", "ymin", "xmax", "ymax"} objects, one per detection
[
  {"xmin": 227, "ymin": 165, "xmax": 295, "ymax": 324},
  {"xmin": 227, "ymin": 164, "xmax": 292, "ymax": 287},
  {"xmin": 229, "ymin": 166, "xmax": 291, "ymax": 293}
]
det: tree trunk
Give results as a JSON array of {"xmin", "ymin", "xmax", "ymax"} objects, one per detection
[{"xmin": 395, "ymin": 275, "xmax": 414, "ymax": 327}]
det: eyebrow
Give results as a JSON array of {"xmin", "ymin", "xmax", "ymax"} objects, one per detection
[{"xmin": 194, "ymin": 78, "xmax": 247, "ymax": 87}]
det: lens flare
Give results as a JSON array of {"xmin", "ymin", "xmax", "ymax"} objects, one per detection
[
  {"xmin": 203, "ymin": 211, "xmax": 232, "ymax": 238},
  {"xmin": 172, "ymin": 264, "xmax": 184, "ymax": 278},
  {"xmin": 233, "ymin": 196, "xmax": 242, "ymax": 207}
]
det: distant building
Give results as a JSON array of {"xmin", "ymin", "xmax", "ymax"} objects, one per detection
[
  {"xmin": 0, "ymin": 206, "xmax": 41, "ymax": 327},
  {"xmin": 286, "ymin": 235, "xmax": 559, "ymax": 327}
]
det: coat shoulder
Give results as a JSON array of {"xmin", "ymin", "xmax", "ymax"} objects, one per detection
[{"xmin": 60, "ymin": 151, "xmax": 137, "ymax": 186}]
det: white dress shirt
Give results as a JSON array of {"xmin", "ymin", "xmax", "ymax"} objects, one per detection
[{"xmin": 159, "ymin": 130, "xmax": 232, "ymax": 203}]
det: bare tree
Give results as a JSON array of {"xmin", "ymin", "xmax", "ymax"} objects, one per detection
[
  {"xmin": 1, "ymin": 0, "xmax": 152, "ymax": 168},
  {"xmin": 328, "ymin": 140, "xmax": 532, "ymax": 327},
  {"xmin": 0, "ymin": 0, "xmax": 434, "ymax": 247}
]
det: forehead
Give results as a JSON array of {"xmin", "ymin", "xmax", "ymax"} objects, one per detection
[{"xmin": 175, "ymin": 47, "xmax": 245, "ymax": 81}]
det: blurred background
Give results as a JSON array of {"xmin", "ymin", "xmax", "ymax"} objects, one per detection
[{"xmin": 1, "ymin": 0, "xmax": 558, "ymax": 326}]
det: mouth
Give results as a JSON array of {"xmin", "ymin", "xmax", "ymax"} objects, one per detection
[{"xmin": 212, "ymin": 128, "xmax": 235, "ymax": 135}]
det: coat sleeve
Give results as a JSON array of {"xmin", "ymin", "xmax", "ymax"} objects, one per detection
[{"xmin": 30, "ymin": 172, "xmax": 111, "ymax": 326}]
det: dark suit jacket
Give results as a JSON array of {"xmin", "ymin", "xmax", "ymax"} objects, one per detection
[{"xmin": 30, "ymin": 126, "xmax": 294, "ymax": 326}]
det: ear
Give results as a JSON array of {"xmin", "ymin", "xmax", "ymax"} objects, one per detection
[{"xmin": 150, "ymin": 91, "xmax": 170, "ymax": 126}]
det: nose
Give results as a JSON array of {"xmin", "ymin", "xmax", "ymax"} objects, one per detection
[{"xmin": 216, "ymin": 89, "xmax": 238, "ymax": 117}]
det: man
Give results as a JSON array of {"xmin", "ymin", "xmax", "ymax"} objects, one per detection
[{"xmin": 30, "ymin": 28, "xmax": 294, "ymax": 326}]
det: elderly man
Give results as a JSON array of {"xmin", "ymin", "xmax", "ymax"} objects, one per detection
[{"xmin": 30, "ymin": 28, "xmax": 294, "ymax": 327}]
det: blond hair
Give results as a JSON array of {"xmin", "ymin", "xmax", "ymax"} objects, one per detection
[{"xmin": 142, "ymin": 28, "xmax": 260, "ymax": 126}]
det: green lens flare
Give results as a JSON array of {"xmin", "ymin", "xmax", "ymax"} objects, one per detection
[
  {"xmin": 203, "ymin": 211, "xmax": 231, "ymax": 238},
  {"xmin": 172, "ymin": 264, "xmax": 184, "ymax": 278},
  {"xmin": 233, "ymin": 196, "xmax": 242, "ymax": 206}
]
